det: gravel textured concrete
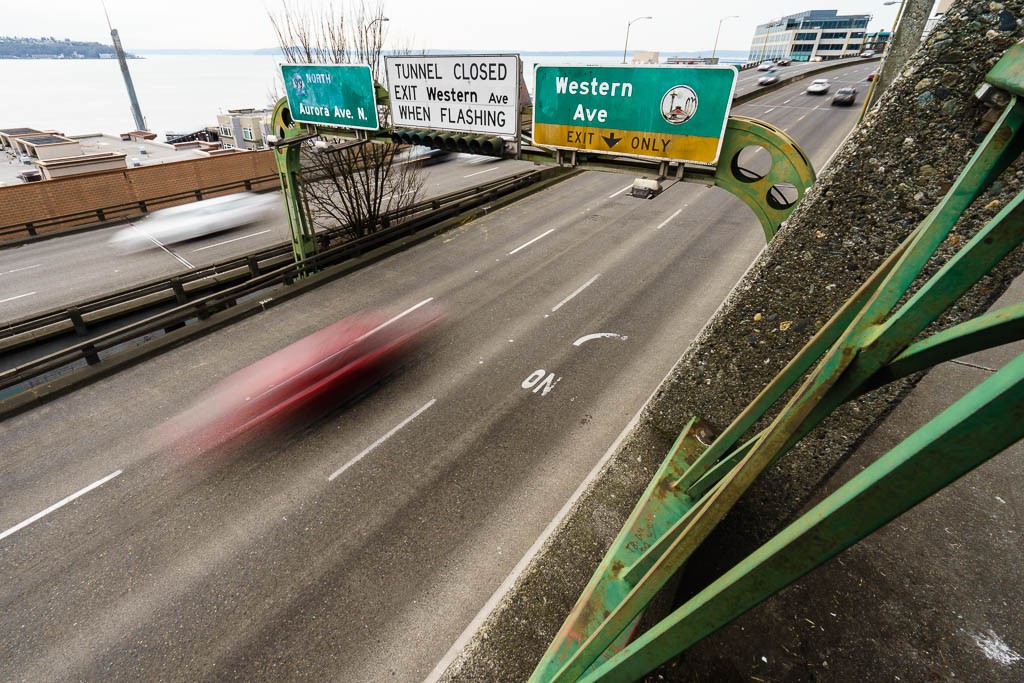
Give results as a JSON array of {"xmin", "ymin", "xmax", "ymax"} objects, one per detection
[{"xmin": 436, "ymin": 3, "xmax": 1024, "ymax": 680}]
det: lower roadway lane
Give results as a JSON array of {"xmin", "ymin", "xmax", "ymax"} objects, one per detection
[{"xmin": 0, "ymin": 63, "xmax": 873, "ymax": 681}]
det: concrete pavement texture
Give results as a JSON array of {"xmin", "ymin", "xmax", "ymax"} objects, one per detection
[{"xmin": 436, "ymin": 2, "xmax": 1024, "ymax": 681}]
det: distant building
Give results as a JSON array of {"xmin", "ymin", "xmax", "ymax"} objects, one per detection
[
  {"xmin": 216, "ymin": 108, "xmax": 273, "ymax": 151},
  {"xmin": 630, "ymin": 51, "xmax": 660, "ymax": 65},
  {"xmin": 749, "ymin": 10, "xmax": 870, "ymax": 63}
]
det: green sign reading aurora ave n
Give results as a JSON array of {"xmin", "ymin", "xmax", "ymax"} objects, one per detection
[
  {"xmin": 533, "ymin": 64, "xmax": 736, "ymax": 164},
  {"xmin": 281, "ymin": 64, "xmax": 379, "ymax": 130}
]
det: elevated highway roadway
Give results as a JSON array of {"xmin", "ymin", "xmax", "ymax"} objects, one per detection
[{"xmin": 1, "ymin": 62, "xmax": 875, "ymax": 681}]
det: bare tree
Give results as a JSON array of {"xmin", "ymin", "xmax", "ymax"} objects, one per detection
[
  {"xmin": 269, "ymin": 0, "xmax": 387, "ymax": 82},
  {"xmin": 301, "ymin": 139, "xmax": 424, "ymax": 244},
  {"xmin": 269, "ymin": 0, "xmax": 423, "ymax": 246}
]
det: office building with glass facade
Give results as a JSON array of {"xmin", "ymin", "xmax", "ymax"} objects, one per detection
[{"xmin": 749, "ymin": 10, "xmax": 871, "ymax": 63}]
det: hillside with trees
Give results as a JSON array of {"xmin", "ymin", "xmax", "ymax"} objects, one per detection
[{"xmin": 0, "ymin": 36, "xmax": 139, "ymax": 59}]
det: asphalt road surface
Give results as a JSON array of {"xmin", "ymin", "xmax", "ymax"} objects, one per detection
[{"xmin": 0, "ymin": 63, "xmax": 875, "ymax": 681}]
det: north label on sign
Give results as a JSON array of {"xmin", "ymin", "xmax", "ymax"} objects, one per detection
[
  {"xmin": 281, "ymin": 64, "xmax": 379, "ymax": 130},
  {"xmin": 532, "ymin": 65, "xmax": 736, "ymax": 164}
]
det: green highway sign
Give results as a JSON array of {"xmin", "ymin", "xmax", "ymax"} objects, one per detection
[
  {"xmin": 533, "ymin": 65, "xmax": 736, "ymax": 164},
  {"xmin": 281, "ymin": 64, "xmax": 379, "ymax": 131}
]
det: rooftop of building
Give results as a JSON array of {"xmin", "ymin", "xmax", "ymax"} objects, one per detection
[{"xmin": 0, "ymin": 130, "xmax": 212, "ymax": 186}]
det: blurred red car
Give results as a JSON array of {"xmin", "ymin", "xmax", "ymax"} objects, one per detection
[{"xmin": 160, "ymin": 300, "xmax": 442, "ymax": 458}]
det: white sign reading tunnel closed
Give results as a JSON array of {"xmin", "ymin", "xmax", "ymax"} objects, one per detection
[{"xmin": 385, "ymin": 54, "xmax": 520, "ymax": 137}]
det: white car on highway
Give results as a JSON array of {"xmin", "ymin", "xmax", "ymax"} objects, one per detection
[
  {"xmin": 806, "ymin": 78, "xmax": 832, "ymax": 95},
  {"xmin": 110, "ymin": 192, "xmax": 277, "ymax": 252}
]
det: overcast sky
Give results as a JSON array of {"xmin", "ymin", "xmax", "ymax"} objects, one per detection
[{"xmin": 8, "ymin": 1, "xmax": 905, "ymax": 53}]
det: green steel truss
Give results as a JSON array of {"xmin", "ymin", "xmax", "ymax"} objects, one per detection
[{"xmin": 530, "ymin": 41, "xmax": 1024, "ymax": 683}]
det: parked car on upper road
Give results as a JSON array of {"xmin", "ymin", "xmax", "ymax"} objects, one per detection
[
  {"xmin": 776, "ymin": 58, "xmax": 792, "ymax": 66},
  {"xmin": 806, "ymin": 78, "xmax": 832, "ymax": 95},
  {"xmin": 861, "ymin": 49, "xmax": 876, "ymax": 57},
  {"xmin": 757, "ymin": 61, "xmax": 776, "ymax": 71},
  {"xmin": 831, "ymin": 86, "xmax": 858, "ymax": 106}
]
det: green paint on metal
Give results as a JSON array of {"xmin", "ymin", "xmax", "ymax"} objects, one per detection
[
  {"xmin": 712, "ymin": 115, "xmax": 815, "ymax": 241},
  {"xmin": 579, "ymin": 352, "xmax": 1024, "ymax": 683},
  {"xmin": 271, "ymin": 97, "xmax": 319, "ymax": 264}
]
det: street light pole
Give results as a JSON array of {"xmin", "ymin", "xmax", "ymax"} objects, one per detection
[
  {"xmin": 622, "ymin": 16, "xmax": 652, "ymax": 64},
  {"xmin": 711, "ymin": 15, "xmax": 739, "ymax": 62}
]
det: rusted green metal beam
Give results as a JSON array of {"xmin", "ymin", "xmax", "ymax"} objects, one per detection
[{"xmin": 578, "ymin": 351, "xmax": 1024, "ymax": 682}]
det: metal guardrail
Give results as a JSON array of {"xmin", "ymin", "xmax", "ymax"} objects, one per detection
[
  {"xmin": 0, "ymin": 167, "xmax": 561, "ymax": 395},
  {"xmin": 0, "ymin": 173, "xmax": 280, "ymax": 241}
]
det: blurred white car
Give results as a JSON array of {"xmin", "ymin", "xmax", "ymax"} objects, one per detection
[
  {"xmin": 110, "ymin": 193, "xmax": 277, "ymax": 252},
  {"xmin": 806, "ymin": 78, "xmax": 832, "ymax": 95}
]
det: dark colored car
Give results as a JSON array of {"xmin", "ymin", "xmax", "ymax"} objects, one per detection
[
  {"xmin": 159, "ymin": 302, "xmax": 444, "ymax": 458},
  {"xmin": 867, "ymin": 71, "xmax": 878, "ymax": 81},
  {"xmin": 776, "ymin": 58, "xmax": 792, "ymax": 66},
  {"xmin": 831, "ymin": 87, "xmax": 858, "ymax": 106}
]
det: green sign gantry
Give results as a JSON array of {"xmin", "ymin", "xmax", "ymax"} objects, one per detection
[
  {"xmin": 281, "ymin": 64, "xmax": 379, "ymax": 130},
  {"xmin": 533, "ymin": 65, "xmax": 736, "ymax": 165}
]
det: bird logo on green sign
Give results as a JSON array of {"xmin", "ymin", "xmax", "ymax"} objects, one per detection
[{"xmin": 291, "ymin": 73, "xmax": 306, "ymax": 96}]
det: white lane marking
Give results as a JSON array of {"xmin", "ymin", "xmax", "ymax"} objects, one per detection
[
  {"xmin": 655, "ymin": 209, "xmax": 683, "ymax": 231},
  {"xmin": 3, "ymin": 263, "xmax": 42, "ymax": 275},
  {"xmin": 0, "ymin": 291, "xmax": 36, "ymax": 304},
  {"xmin": 783, "ymin": 99, "xmax": 791, "ymax": 104},
  {"xmin": 0, "ymin": 470, "xmax": 122, "ymax": 543},
  {"xmin": 328, "ymin": 400, "xmax": 436, "ymax": 481},
  {"xmin": 191, "ymin": 229, "xmax": 271, "ymax": 252},
  {"xmin": 608, "ymin": 184, "xmax": 632, "ymax": 199},
  {"xmin": 551, "ymin": 274, "xmax": 600, "ymax": 312},
  {"xmin": 464, "ymin": 167, "xmax": 499, "ymax": 178},
  {"xmin": 508, "ymin": 228, "xmax": 555, "ymax": 255},
  {"xmin": 124, "ymin": 225, "xmax": 195, "ymax": 269},
  {"xmin": 573, "ymin": 332, "xmax": 628, "ymax": 347},
  {"xmin": 764, "ymin": 108, "xmax": 775, "ymax": 114}
]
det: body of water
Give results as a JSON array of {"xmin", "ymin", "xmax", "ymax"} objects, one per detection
[{"xmin": 0, "ymin": 52, "xmax": 745, "ymax": 141}]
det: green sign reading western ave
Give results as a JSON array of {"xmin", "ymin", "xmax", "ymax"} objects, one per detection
[
  {"xmin": 281, "ymin": 64, "xmax": 379, "ymax": 130},
  {"xmin": 533, "ymin": 65, "xmax": 736, "ymax": 164}
]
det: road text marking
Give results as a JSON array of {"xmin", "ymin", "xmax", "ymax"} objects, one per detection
[
  {"xmin": 552, "ymin": 274, "xmax": 600, "ymax": 312},
  {"xmin": 509, "ymin": 228, "xmax": 556, "ymax": 255},
  {"xmin": 0, "ymin": 470, "xmax": 122, "ymax": 543},
  {"xmin": 522, "ymin": 369, "xmax": 561, "ymax": 396},
  {"xmin": 328, "ymin": 400, "xmax": 436, "ymax": 481}
]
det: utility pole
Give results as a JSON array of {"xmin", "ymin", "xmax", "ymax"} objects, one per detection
[{"xmin": 102, "ymin": 1, "xmax": 147, "ymax": 131}]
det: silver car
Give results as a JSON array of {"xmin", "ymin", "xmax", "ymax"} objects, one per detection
[
  {"xmin": 110, "ymin": 192, "xmax": 277, "ymax": 252},
  {"xmin": 806, "ymin": 78, "xmax": 831, "ymax": 95}
]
